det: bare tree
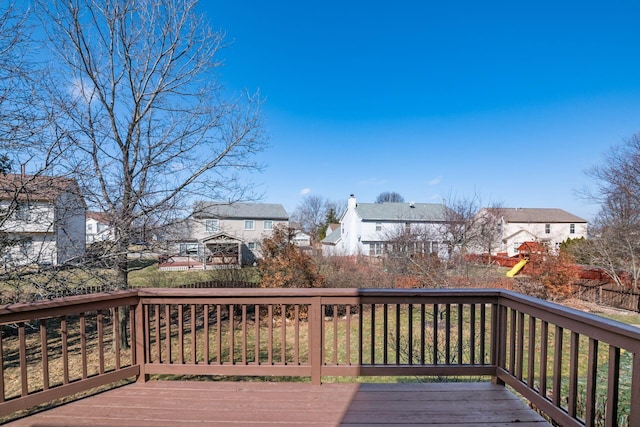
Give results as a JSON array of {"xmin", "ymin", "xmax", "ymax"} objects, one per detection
[
  {"xmin": 381, "ymin": 222, "xmax": 447, "ymax": 287},
  {"xmin": 291, "ymin": 195, "xmax": 343, "ymax": 241},
  {"xmin": 0, "ymin": 2, "xmax": 53, "ymax": 292},
  {"xmin": 0, "ymin": 2, "xmax": 56, "ymax": 166},
  {"xmin": 0, "ymin": 1, "xmax": 29, "ymax": 156},
  {"xmin": 34, "ymin": 0, "xmax": 266, "ymax": 290},
  {"xmin": 580, "ymin": 135, "xmax": 640, "ymax": 291},
  {"xmin": 375, "ymin": 191, "xmax": 404, "ymax": 203},
  {"xmin": 440, "ymin": 194, "xmax": 503, "ymax": 259}
]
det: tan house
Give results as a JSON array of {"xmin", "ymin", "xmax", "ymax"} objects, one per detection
[
  {"xmin": 168, "ymin": 202, "xmax": 289, "ymax": 268},
  {"xmin": 478, "ymin": 207, "xmax": 588, "ymax": 257},
  {"xmin": 0, "ymin": 173, "xmax": 86, "ymax": 266}
]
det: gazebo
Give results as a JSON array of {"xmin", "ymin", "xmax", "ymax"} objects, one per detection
[{"xmin": 201, "ymin": 232, "xmax": 243, "ymax": 268}]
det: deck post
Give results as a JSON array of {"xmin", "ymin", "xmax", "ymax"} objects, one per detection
[
  {"xmin": 310, "ymin": 296, "xmax": 322, "ymax": 385},
  {"xmin": 134, "ymin": 298, "xmax": 147, "ymax": 383},
  {"xmin": 491, "ymin": 302, "xmax": 506, "ymax": 386},
  {"xmin": 631, "ymin": 352, "xmax": 640, "ymax": 427}
]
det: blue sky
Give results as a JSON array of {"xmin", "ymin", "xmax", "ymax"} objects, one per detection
[{"xmin": 199, "ymin": 1, "xmax": 640, "ymax": 220}]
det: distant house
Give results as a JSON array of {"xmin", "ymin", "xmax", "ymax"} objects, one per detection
[
  {"xmin": 169, "ymin": 202, "xmax": 289, "ymax": 267},
  {"xmin": 321, "ymin": 224, "xmax": 342, "ymax": 256},
  {"xmin": 86, "ymin": 211, "xmax": 113, "ymax": 244},
  {"xmin": 322, "ymin": 195, "xmax": 449, "ymax": 257},
  {"xmin": 477, "ymin": 207, "xmax": 588, "ymax": 257},
  {"xmin": 289, "ymin": 222, "xmax": 312, "ymax": 248},
  {"xmin": 0, "ymin": 173, "xmax": 86, "ymax": 266}
]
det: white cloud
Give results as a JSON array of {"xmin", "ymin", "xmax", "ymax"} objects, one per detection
[
  {"xmin": 428, "ymin": 176, "xmax": 442, "ymax": 186},
  {"xmin": 299, "ymin": 188, "xmax": 311, "ymax": 196},
  {"xmin": 69, "ymin": 77, "xmax": 97, "ymax": 104}
]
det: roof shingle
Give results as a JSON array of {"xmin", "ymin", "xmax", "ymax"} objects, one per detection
[
  {"xmin": 355, "ymin": 202, "xmax": 448, "ymax": 222},
  {"xmin": 195, "ymin": 202, "xmax": 288, "ymax": 220},
  {"xmin": 0, "ymin": 174, "xmax": 81, "ymax": 202},
  {"xmin": 489, "ymin": 207, "xmax": 587, "ymax": 223}
]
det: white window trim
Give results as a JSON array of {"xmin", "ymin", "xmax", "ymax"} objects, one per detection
[{"xmin": 205, "ymin": 219, "xmax": 219, "ymax": 232}]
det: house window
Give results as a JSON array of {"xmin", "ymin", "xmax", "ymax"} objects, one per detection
[
  {"xmin": 87, "ymin": 224, "xmax": 94, "ymax": 232},
  {"xmin": 205, "ymin": 219, "xmax": 218, "ymax": 232},
  {"xmin": 513, "ymin": 241, "xmax": 521, "ymax": 253},
  {"xmin": 375, "ymin": 222, "xmax": 382, "ymax": 232},
  {"xmin": 263, "ymin": 220, "xmax": 273, "ymax": 230},
  {"xmin": 179, "ymin": 243, "xmax": 199, "ymax": 256},
  {"xmin": 14, "ymin": 203, "xmax": 30, "ymax": 221},
  {"xmin": 19, "ymin": 240, "xmax": 32, "ymax": 257},
  {"xmin": 247, "ymin": 242, "xmax": 256, "ymax": 250},
  {"xmin": 545, "ymin": 224, "xmax": 550, "ymax": 234},
  {"xmin": 245, "ymin": 220, "xmax": 255, "ymax": 230},
  {"xmin": 570, "ymin": 223, "xmax": 575, "ymax": 234},
  {"xmin": 369, "ymin": 242, "xmax": 385, "ymax": 256}
]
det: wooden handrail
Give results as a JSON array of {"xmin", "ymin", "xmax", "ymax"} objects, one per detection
[{"xmin": 1, "ymin": 288, "xmax": 639, "ymax": 427}]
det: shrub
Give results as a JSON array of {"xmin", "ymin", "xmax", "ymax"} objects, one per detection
[
  {"xmin": 527, "ymin": 249, "xmax": 579, "ymax": 301},
  {"xmin": 258, "ymin": 225, "xmax": 323, "ymax": 288}
]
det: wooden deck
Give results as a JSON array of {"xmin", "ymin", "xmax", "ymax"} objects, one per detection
[{"xmin": 5, "ymin": 381, "xmax": 550, "ymax": 426}]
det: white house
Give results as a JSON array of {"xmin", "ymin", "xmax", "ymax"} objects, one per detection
[
  {"xmin": 322, "ymin": 195, "xmax": 449, "ymax": 257},
  {"xmin": 478, "ymin": 207, "xmax": 588, "ymax": 257},
  {"xmin": 86, "ymin": 211, "xmax": 113, "ymax": 244},
  {"xmin": 0, "ymin": 173, "xmax": 86, "ymax": 266},
  {"xmin": 173, "ymin": 202, "xmax": 289, "ymax": 266},
  {"xmin": 292, "ymin": 230, "xmax": 312, "ymax": 248},
  {"xmin": 288, "ymin": 222, "xmax": 312, "ymax": 248}
]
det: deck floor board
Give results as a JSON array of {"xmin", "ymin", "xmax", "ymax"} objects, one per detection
[{"xmin": 5, "ymin": 381, "xmax": 551, "ymax": 426}]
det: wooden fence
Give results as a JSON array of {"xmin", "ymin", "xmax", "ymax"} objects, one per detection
[
  {"xmin": 2, "ymin": 288, "xmax": 640, "ymax": 426},
  {"xmin": 575, "ymin": 283, "xmax": 640, "ymax": 313}
]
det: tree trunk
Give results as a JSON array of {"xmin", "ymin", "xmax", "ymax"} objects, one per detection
[{"xmin": 114, "ymin": 249, "xmax": 130, "ymax": 349}]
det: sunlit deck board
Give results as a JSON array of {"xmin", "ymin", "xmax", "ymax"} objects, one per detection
[{"xmin": 5, "ymin": 381, "xmax": 551, "ymax": 426}]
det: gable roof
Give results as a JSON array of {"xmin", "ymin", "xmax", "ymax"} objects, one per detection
[
  {"xmin": 0, "ymin": 173, "xmax": 82, "ymax": 203},
  {"xmin": 321, "ymin": 226, "xmax": 342, "ymax": 245},
  {"xmin": 503, "ymin": 229, "xmax": 538, "ymax": 241},
  {"xmin": 518, "ymin": 241, "xmax": 546, "ymax": 253},
  {"xmin": 488, "ymin": 208, "xmax": 587, "ymax": 223},
  {"xmin": 195, "ymin": 202, "xmax": 288, "ymax": 220},
  {"xmin": 326, "ymin": 223, "xmax": 340, "ymax": 234},
  {"xmin": 86, "ymin": 211, "xmax": 111, "ymax": 224},
  {"xmin": 201, "ymin": 231, "xmax": 242, "ymax": 243},
  {"xmin": 355, "ymin": 202, "xmax": 448, "ymax": 222}
]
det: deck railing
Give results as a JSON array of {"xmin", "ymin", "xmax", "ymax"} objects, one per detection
[{"xmin": 1, "ymin": 288, "xmax": 639, "ymax": 426}]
